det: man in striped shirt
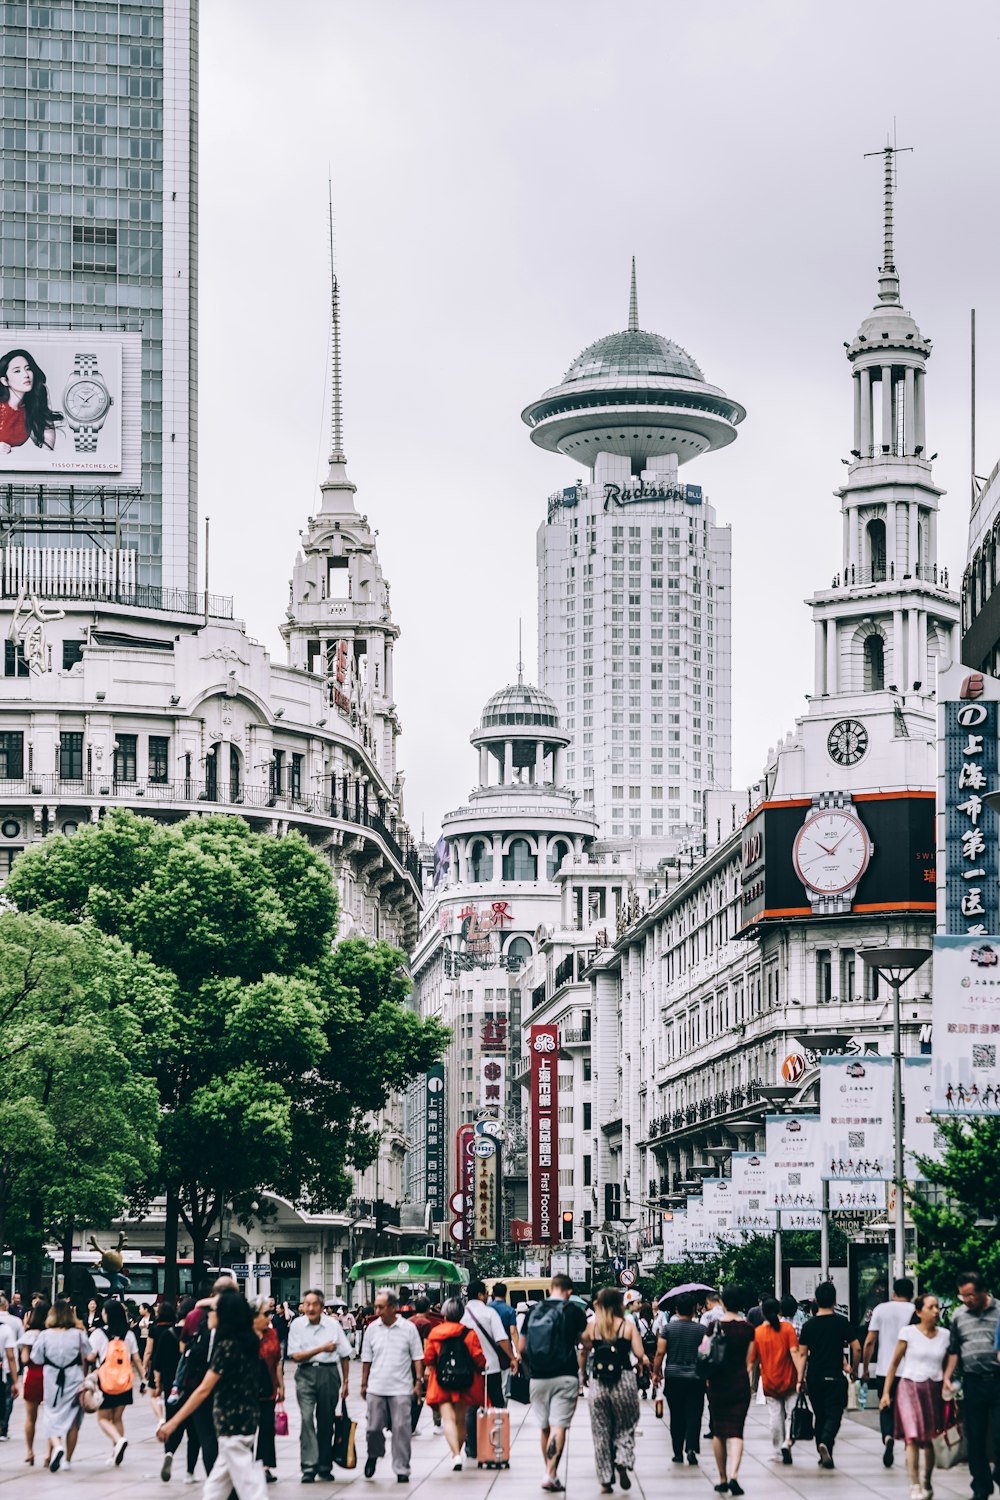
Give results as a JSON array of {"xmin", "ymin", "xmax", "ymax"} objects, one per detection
[{"xmin": 943, "ymin": 1272, "xmax": 1000, "ymax": 1500}]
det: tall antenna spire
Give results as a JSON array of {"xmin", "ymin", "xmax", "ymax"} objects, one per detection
[
  {"xmin": 627, "ymin": 255, "xmax": 639, "ymax": 332},
  {"xmin": 864, "ymin": 137, "xmax": 911, "ymax": 305},
  {"xmin": 517, "ymin": 618, "xmax": 524, "ymax": 685},
  {"xmin": 328, "ymin": 174, "xmax": 345, "ymax": 464}
]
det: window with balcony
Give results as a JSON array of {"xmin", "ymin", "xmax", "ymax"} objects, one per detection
[
  {"xmin": 59, "ymin": 731, "xmax": 83, "ymax": 781},
  {"xmin": 148, "ymin": 735, "xmax": 169, "ymax": 784},
  {"xmin": 816, "ymin": 949, "xmax": 833, "ymax": 1004},
  {"xmin": 114, "ymin": 734, "xmax": 137, "ymax": 783},
  {"xmin": 0, "ymin": 733, "xmax": 23, "ymax": 779},
  {"xmin": 291, "ymin": 753, "xmax": 303, "ymax": 800}
]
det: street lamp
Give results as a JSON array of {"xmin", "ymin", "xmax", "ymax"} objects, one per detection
[{"xmin": 860, "ymin": 946, "xmax": 932, "ymax": 1281}]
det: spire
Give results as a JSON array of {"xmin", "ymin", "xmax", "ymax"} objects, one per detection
[
  {"xmin": 627, "ymin": 255, "xmax": 639, "ymax": 332},
  {"xmin": 517, "ymin": 618, "xmax": 524, "ymax": 686},
  {"xmin": 865, "ymin": 140, "xmax": 911, "ymax": 305},
  {"xmin": 328, "ymin": 178, "xmax": 345, "ymax": 463}
]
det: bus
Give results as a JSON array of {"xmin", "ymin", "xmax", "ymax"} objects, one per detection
[{"xmin": 50, "ymin": 1252, "xmax": 232, "ymax": 1302}]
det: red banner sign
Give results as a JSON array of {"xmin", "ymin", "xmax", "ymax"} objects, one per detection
[
  {"xmin": 529, "ymin": 1024, "xmax": 559, "ymax": 1244},
  {"xmin": 455, "ymin": 1124, "xmax": 475, "ymax": 1246}
]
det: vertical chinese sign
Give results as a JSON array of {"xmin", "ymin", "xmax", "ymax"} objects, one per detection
[
  {"xmin": 424, "ymin": 1065, "xmax": 445, "ymax": 1222},
  {"xmin": 456, "ymin": 1124, "xmax": 476, "ymax": 1247},
  {"xmin": 473, "ymin": 1139, "xmax": 499, "ymax": 1244},
  {"xmin": 529, "ymin": 1024, "xmax": 558, "ymax": 1244},
  {"xmin": 943, "ymin": 697, "xmax": 999, "ymax": 935}
]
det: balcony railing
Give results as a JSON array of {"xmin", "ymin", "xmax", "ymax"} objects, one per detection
[
  {"xmin": 646, "ymin": 1080, "xmax": 764, "ymax": 1141},
  {"xmin": 0, "ymin": 774, "xmax": 421, "ymax": 884},
  {"xmin": 828, "ymin": 562, "xmax": 949, "ymax": 591}
]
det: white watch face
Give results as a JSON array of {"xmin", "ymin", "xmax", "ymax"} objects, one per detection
[
  {"xmin": 65, "ymin": 379, "xmax": 109, "ymax": 422},
  {"xmin": 792, "ymin": 810, "xmax": 872, "ymax": 896}
]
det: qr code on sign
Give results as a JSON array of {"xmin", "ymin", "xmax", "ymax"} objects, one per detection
[
  {"xmin": 973, "ymin": 1045, "xmax": 996, "ymax": 1069},
  {"xmin": 788, "ymin": 1173, "xmax": 801, "ymax": 1186},
  {"xmin": 848, "ymin": 1131, "xmax": 865, "ymax": 1148}
]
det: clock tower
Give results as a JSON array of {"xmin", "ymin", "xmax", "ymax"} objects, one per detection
[{"xmin": 770, "ymin": 147, "xmax": 960, "ymax": 808}]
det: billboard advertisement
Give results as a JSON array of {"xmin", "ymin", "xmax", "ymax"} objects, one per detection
[
  {"xmin": 738, "ymin": 791, "xmax": 935, "ymax": 935},
  {"xmin": 903, "ymin": 1057, "xmax": 941, "ymax": 1179},
  {"xmin": 764, "ymin": 1114, "xmax": 823, "ymax": 1210},
  {"xmin": 941, "ymin": 696, "xmax": 1000, "ymax": 935},
  {"xmin": 730, "ymin": 1151, "xmax": 778, "ymax": 1232},
  {"xmin": 661, "ymin": 1209, "xmax": 687, "ymax": 1260},
  {"xmin": 932, "ymin": 935, "xmax": 1000, "ymax": 1112},
  {"xmin": 0, "ymin": 331, "xmax": 141, "ymax": 482},
  {"xmin": 529, "ymin": 1025, "xmax": 559, "ymax": 1245},
  {"xmin": 820, "ymin": 1055, "xmax": 893, "ymax": 1180},
  {"xmin": 424, "ymin": 1065, "xmax": 445, "ymax": 1221}
]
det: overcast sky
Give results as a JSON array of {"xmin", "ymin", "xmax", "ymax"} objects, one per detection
[{"xmin": 198, "ymin": 0, "xmax": 1000, "ymax": 837}]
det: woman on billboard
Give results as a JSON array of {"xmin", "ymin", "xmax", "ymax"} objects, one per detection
[{"xmin": 0, "ymin": 349, "xmax": 63, "ymax": 453}]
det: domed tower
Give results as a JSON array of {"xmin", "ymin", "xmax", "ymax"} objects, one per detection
[{"xmin": 528, "ymin": 264, "xmax": 740, "ymax": 846}]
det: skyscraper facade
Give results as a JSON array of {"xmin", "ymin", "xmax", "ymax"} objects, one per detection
[
  {"xmin": 0, "ymin": 0, "xmax": 197, "ymax": 592},
  {"xmin": 524, "ymin": 266, "xmax": 743, "ymax": 845}
]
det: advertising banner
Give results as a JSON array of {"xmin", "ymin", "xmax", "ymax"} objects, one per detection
[
  {"xmin": 684, "ymin": 1196, "xmax": 716, "ymax": 1258},
  {"xmin": 702, "ymin": 1178, "xmax": 736, "ymax": 1241},
  {"xmin": 456, "ymin": 1124, "xmax": 476, "ymax": 1245},
  {"xmin": 828, "ymin": 1180, "xmax": 886, "ymax": 1212},
  {"xmin": 942, "ymin": 697, "xmax": 999, "ymax": 934},
  {"xmin": 730, "ymin": 1152, "xmax": 778, "ymax": 1232},
  {"xmin": 661, "ymin": 1209, "xmax": 687, "ymax": 1260},
  {"xmin": 529, "ymin": 1025, "xmax": 559, "ymax": 1244},
  {"xmin": 0, "ymin": 331, "xmax": 140, "ymax": 480},
  {"xmin": 424, "ymin": 1065, "xmax": 445, "ymax": 1221},
  {"xmin": 479, "ymin": 1054, "xmax": 506, "ymax": 1113},
  {"xmin": 932, "ymin": 936, "xmax": 1000, "ymax": 1112},
  {"xmin": 903, "ymin": 1057, "xmax": 941, "ymax": 1178},
  {"xmin": 820, "ymin": 1055, "xmax": 893, "ymax": 1180},
  {"xmin": 472, "ymin": 1139, "xmax": 499, "ymax": 1244},
  {"xmin": 764, "ymin": 1114, "xmax": 823, "ymax": 1210}
]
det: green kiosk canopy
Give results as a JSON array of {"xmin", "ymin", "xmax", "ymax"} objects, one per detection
[{"xmin": 348, "ymin": 1256, "xmax": 468, "ymax": 1287}]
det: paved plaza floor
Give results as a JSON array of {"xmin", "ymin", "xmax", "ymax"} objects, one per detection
[{"xmin": 0, "ymin": 1380, "xmax": 979, "ymax": 1499}]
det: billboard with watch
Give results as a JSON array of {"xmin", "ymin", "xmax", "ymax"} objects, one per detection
[{"xmin": 0, "ymin": 330, "xmax": 140, "ymax": 480}]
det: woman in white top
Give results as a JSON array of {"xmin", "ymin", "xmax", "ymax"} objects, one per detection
[
  {"xmin": 29, "ymin": 1302, "xmax": 92, "ymax": 1474},
  {"xmin": 89, "ymin": 1299, "xmax": 144, "ymax": 1467},
  {"xmin": 879, "ymin": 1294, "xmax": 950, "ymax": 1500}
]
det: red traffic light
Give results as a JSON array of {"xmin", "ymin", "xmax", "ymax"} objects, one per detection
[{"xmin": 561, "ymin": 1210, "xmax": 574, "ymax": 1240}]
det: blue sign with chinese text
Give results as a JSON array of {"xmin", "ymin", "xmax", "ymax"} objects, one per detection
[{"xmin": 945, "ymin": 699, "xmax": 999, "ymax": 934}]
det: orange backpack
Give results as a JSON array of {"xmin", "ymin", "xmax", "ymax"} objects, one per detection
[{"xmin": 97, "ymin": 1337, "xmax": 133, "ymax": 1396}]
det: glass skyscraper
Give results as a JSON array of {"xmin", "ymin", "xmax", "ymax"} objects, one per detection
[{"xmin": 0, "ymin": 0, "xmax": 196, "ymax": 592}]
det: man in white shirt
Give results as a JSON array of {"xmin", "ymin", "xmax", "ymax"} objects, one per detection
[
  {"xmin": 461, "ymin": 1280, "xmax": 516, "ymax": 1460},
  {"xmin": 862, "ymin": 1277, "xmax": 915, "ymax": 1468},
  {"xmin": 288, "ymin": 1287, "xmax": 353, "ymax": 1483},
  {"xmin": 361, "ymin": 1289, "xmax": 424, "ymax": 1483},
  {"xmin": 701, "ymin": 1292, "xmax": 724, "ymax": 1328},
  {"xmin": 0, "ymin": 1315, "xmax": 19, "ymax": 1441}
]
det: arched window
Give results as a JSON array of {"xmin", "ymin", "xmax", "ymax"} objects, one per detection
[
  {"xmin": 864, "ymin": 633, "xmax": 885, "ymax": 692},
  {"xmin": 505, "ymin": 936, "xmax": 532, "ymax": 970},
  {"xmin": 502, "ymin": 838, "xmax": 536, "ymax": 881},
  {"xmin": 546, "ymin": 838, "xmax": 570, "ymax": 880},
  {"xmin": 866, "ymin": 518, "xmax": 886, "ymax": 582},
  {"xmin": 469, "ymin": 839, "xmax": 493, "ymax": 882}
]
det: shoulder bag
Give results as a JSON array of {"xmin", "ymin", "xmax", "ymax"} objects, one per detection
[{"xmin": 465, "ymin": 1305, "xmax": 511, "ymax": 1370}]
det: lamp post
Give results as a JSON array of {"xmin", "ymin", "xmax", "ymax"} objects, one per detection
[{"xmin": 860, "ymin": 947, "xmax": 932, "ymax": 1281}]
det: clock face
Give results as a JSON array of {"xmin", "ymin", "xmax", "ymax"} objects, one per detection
[
  {"xmin": 65, "ymin": 379, "xmax": 109, "ymax": 422},
  {"xmin": 827, "ymin": 718, "xmax": 868, "ymax": 767},
  {"xmin": 792, "ymin": 810, "xmax": 872, "ymax": 896}
]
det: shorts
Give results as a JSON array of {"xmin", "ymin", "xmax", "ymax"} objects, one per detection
[{"xmin": 530, "ymin": 1375, "xmax": 579, "ymax": 1431}]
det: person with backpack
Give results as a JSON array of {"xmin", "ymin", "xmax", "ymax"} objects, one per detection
[
  {"xmin": 579, "ymin": 1287, "xmax": 648, "ymax": 1493},
  {"xmin": 90, "ymin": 1298, "xmax": 145, "ymax": 1467},
  {"xmin": 518, "ymin": 1273, "xmax": 588, "ymax": 1493},
  {"xmin": 360, "ymin": 1289, "xmax": 425, "ymax": 1483},
  {"xmin": 651, "ymin": 1293, "xmax": 706, "ymax": 1465},
  {"xmin": 461, "ymin": 1280, "xmax": 515, "ymax": 1461},
  {"xmin": 422, "ymin": 1296, "xmax": 487, "ymax": 1469},
  {"xmin": 748, "ymin": 1297, "xmax": 806, "ymax": 1465}
]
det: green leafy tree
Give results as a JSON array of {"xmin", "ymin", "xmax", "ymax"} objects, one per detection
[
  {"xmin": 6, "ymin": 810, "xmax": 448, "ymax": 1287},
  {"xmin": 0, "ymin": 913, "xmax": 166, "ymax": 1283},
  {"xmin": 910, "ymin": 1117, "xmax": 1000, "ymax": 1290}
]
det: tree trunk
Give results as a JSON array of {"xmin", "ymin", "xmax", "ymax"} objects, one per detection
[
  {"xmin": 60, "ymin": 1221, "xmax": 74, "ymax": 1294},
  {"xmin": 163, "ymin": 1186, "xmax": 180, "ymax": 1301},
  {"xmin": 24, "ymin": 1196, "xmax": 45, "ymax": 1296}
]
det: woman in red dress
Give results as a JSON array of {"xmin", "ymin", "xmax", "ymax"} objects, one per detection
[
  {"xmin": 0, "ymin": 348, "xmax": 62, "ymax": 454},
  {"xmin": 422, "ymin": 1298, "xmax": 486, "ymax": 1471},
  {"xmin": 18, "ymin": 1301, "xmax": 49, "ymax": 1466},
  {"xmin": 252, "ymin": 1297, "xmax": 284, "ymax": 1485}
]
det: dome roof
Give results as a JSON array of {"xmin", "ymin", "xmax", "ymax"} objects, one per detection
[
  {"xmin": 561, "ymin": 327, "xmax": 705, "ymax": 388},
  {"xmin": 480, "ymin": 682, "xmax": 560, "ymax": 730}
]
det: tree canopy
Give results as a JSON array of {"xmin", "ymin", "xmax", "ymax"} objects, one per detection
[
  {"xmin": 910, "ymin": 1116, "xmax": 1000, "ymax": 1289},
  {"xmin": 5, "ymin": 810, "xmax": 448, "ymax": 1276}
]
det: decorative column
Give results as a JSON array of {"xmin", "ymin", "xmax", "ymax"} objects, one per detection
[
  {"xmin": 907, "ymin": 611, "xmax": 920, "ymax": 691},
  {"xmin": 909, "ymin": 502, "xmax": 920, "ymax": 577},
  {"xmin": 537, "ymin": 832, "xmax": 549, "ymax": 881},
  {"xmin": 826, "ymin": 620, "xmax": 838, "ymax": 696},
  {"xmin": 853, "ymin": 372, "xmax": 862, "ymax": 452},
  {"xmin": 881, "ymin": 367, "xmax": 894, "ymax": 451},
  {"xmin": 815, "ymin": 620, "xmax": 827, "ymax": 696},
  {"xmin": 914, "ymin": 370, "xmax": 926, "ymax": 452},
  {"xmin": 929, "ymin": 510, "xmax": 938, "ymax": 570},
  {"xmin": 904, "ymin": 367, "xmax": 915, "ymax": 455},
  {"xmin": 479, "ymin": 745, "xmax": 489, "ymax": 787},
  {"xmin": 860, "ymin": 369, "xmax": 872, "ymax": 454},
  {"xmin": 535, "ymin": 740, "xmax": 546, "ymax": 784},
  {"xmin": 886, "ymin": 502, "xmax": 897, "ymax": 579},
  {"xmin": 503, "ymin": 740, "xmax": 513, "ymax": 784},
  {"xmin": 893, "ymin": 608, "xmax": 906, "ymax": 687},
  {"xmin": 917, "ymin": 611, "xmax": 928, "ymax": 688}
]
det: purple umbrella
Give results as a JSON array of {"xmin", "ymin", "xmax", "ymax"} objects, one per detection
[{"xmin": 662, "ymin": 1281, "xmax": 715, "ymax": 1298}]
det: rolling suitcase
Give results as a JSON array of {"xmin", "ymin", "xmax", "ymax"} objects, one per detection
[{"xmin": 476, "ymin": 1404, "xmax": 511, "ymax": 1468}]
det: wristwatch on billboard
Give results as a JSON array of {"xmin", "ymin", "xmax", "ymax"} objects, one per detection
[
  {"xmin": 63, "ymin": 354, "xmax": 113, "ymax": 453},
  {"xmin": 792, "ymin": 789, "xmax": 873, "ymax": 915}
]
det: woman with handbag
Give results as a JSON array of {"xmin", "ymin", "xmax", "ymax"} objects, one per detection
[
  {"xmin": 651, "ymin": 1294, "xmax": 705, "ymax": 1466},
  {"xmin": 29, "ymin": 1301, "xmax": 91, "ymax": 1474},
  {"xmin": 879, "ymin": 1294, "xmax": 949, "ymax": 1500},
  {"xmin": 703, "ymin": 1286, "xmax": 755, "ymax": 1496},
  {"xmin": 579, "ymin": 1287, "xmax": 648, "ymax": 1493},
  {"xmin": 749, "ymin": 1298, "xmax": 806, "ymax": 1464},
  {"xmin": 421, "ymin": 1298, "xmax": 487, "ymax": 1471},
  {"xmin": 252, "ymin": 1296, "xmax": 285, "ymax": 1486}
]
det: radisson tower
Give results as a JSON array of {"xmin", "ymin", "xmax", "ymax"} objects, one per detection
[{"xmin": 523, "ymin": 263, "xmax": 745, "ymax": 845}]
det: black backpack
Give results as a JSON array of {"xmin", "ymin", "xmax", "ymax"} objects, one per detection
[
  {"xmin": 592, "ymin": 1337, "xmax": 628, "ymax": 1388},
  {"xmin": 436, "ymin": 1333, "xmax": 475, "ymax": 1392},
  {"xmin": 525, "ymin": 1300, "xmax": 572, "ymax": 1378}
]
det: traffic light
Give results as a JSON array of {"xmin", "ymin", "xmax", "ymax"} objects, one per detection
[{"xmin": 561, "ymin": 1210, "xmax": 574, "ymax": 1240}]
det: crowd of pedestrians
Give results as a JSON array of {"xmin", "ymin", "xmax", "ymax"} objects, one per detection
[{"xmin": 0, "ymin": 1264, "xmax": 997, "ymax": 1496}]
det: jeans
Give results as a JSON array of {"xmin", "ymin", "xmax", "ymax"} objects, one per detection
[
  {"xmin": 203, "ymin": 1433, "xmax": 267, "ymax": 1500},
  {"xmin": 0, "ymin": 1378, "xmax": 12, "ymax": 1437},
  {"xmin": 664, "ymin": 1377, "xmax": 703, "ymax": 1458},
  {"xmin": 366, "ymin": 1393, "xmax": 413, "ymax": 1476},
  {"xmin": 765, "ymin": 1391, "xmax": 795, "ymax": 1450},
  {"xmin": 808, "ymin": 1374, "xmax": 847, "ymax": 1453},
  {"xmin": 963, "ymin": 1374, "xmax": 1000, "ymax": 1498},
  {"xmin": 466, "ymin": 1371, "xmax": 505, "ymax": 1457},
  {"xmin": 295, "ymin": 1362, "xmax": 340, "ymax": 1477}
]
